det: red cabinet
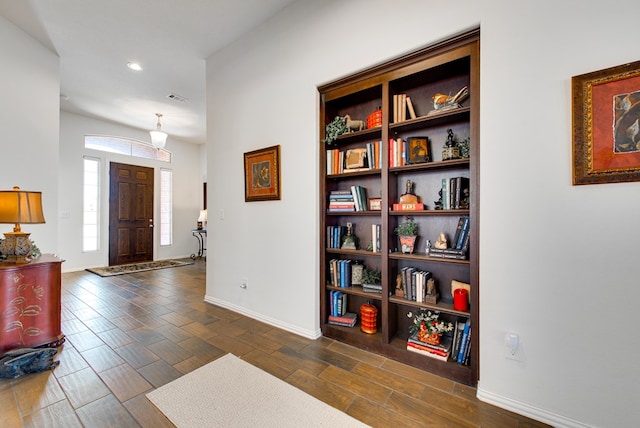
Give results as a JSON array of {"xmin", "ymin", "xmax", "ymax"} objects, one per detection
[{"xmin": 0, "ymin": 255, "xmax": 64, "ymax": 353}]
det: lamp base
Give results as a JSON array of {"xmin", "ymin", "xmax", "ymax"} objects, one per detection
[{"xmin": 1, "ymin": 231, "xmax": 33, "ymax": 264}]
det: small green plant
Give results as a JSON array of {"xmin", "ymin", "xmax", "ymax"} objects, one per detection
[
  {"xmin": 362, "ymin": 268, "xmax": 381, "ymax": 285},
  {"xmin": 394, "ymin": 219, "xmax": 418, "ymax": 237},
  {"xmin": 322, "ymin": 116, "xmax": 347, "ymax": 145}
]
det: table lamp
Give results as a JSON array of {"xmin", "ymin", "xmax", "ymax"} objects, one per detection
[
  {"xmin": 197, "ymin": 209, "xmax": 207, "ymax": 230},
  {"xmin": 0, "ymin": 186, "xmax": 46, "ymax": 263}
]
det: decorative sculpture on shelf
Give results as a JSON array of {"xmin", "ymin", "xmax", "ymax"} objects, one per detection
[
  {"xmin": 344, "ymin": 114, "xmax": 365, "ymax": 132},
  {"xmin": 434, "ymin": 232, "xmax": 448, "ymax": 249},
  {"xmin": 432, "ymin": 86, "xmax": 469, "ymax": 111},
  {"xmin": 340, "ymin": 222, "xmax": 358, "ymax": 250},
  {"xmin": 442, "ymin": 128, "xmax": 461, "ymax": 161}
]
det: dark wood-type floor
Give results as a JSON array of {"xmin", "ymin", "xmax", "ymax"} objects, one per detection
[{"xmin": 0, "ymin": 259, "xmax": 550, "ymax": 427}]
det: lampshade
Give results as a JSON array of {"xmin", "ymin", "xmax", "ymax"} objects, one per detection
[
  {"xmin": 197, "ymin": 209, "xmax": 208, "ymax": 223},
  {"xmin": 0, "ymin": 186, "xmax": 46, "ymax": 229},
  {"xmin": 0, "ymin": 186, "xmax": 46, "ymax": 263},
  {"xmin": 150, "ymin": 113, "xmax": 168, "ymax": 149}
]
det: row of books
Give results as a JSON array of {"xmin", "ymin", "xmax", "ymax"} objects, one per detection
[
  {"xmin": 441, "ymin": 176, "xmax": 469, "ymax": 210},
  {"xmin": 328, "ymin": 291, "xmax": 358, "ymax": 327},
  {"xmin": 392, "ymin": 93, "xmax": 418, "ymax": 123},
  {"xmin": 328, "ymin": 259, "xmax": 355, "ymax": 288},
  {"xmin": 406, "ymin": 331, "xmax": 452, "ymax": 362},
  {"xmin": 451, "ymin": 319, "xmax": 472, "ymax": 365},
  {"xmin": 326, "ymin": 140, "xmax": 382, "ymax": 175},
  {"xmin": 326, "ymin": 223, "xmax": 381, "ymax": 252},
  {"xmin": 327, "ymin": 186, "xmax": 368, "ymax": 212},
  {"xmin": 326, "ymin": 225, "xmax": 346, "ymax": 249},
  {"xmin": 428, "ymin": 216, "xmax": 471, "ymax": 260},
  {"xmin": 329, "ymin": 290, "xmax": 347, "ymax": 316},
  {"xmin": 398, "ymin": 267, "xmax": 433, "ymax": 303}
]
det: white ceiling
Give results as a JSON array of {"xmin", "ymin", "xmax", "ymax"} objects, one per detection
[{"xmin": 0, "ymin": 0, "xmax": 299, "ymax": 144}]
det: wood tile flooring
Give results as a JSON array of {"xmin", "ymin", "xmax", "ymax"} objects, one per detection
[{"xmin": 0, "ymin": 260, "xmax": 550, "ymax": 427}]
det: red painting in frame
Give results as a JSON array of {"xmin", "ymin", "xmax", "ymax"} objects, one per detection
[
  {"xmin": 244, "ymin": 145, "xmax": 281, "ymax": 201},
  {"xmin": 572, "ymin": 60, "xmax": 640, "ymax": 185}
]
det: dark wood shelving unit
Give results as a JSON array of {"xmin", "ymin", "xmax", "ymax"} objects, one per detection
[{"xmin": 318, "ymin": 28, "xmax": 479, "ymax": 386}]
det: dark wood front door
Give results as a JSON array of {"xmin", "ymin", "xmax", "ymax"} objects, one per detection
[{"xmin": 109, "ymin": 162, "xmax": 154, "ymax": 266}]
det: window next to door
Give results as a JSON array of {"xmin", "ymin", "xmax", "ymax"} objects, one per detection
[
  {"xmin": 83, "ymin": 156, "xmax": 100, "ymax": 252},
  {"xmin": 160, "ymin": 168, "xmax": 172, "ymax": 246}
]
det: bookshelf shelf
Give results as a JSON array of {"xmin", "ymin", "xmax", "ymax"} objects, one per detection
[{"xmin": 319, "ymin": 29, "xmax": 479, "ymax": 386}]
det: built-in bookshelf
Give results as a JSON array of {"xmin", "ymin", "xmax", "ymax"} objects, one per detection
[{"xmin": 318, "ymin": 28, "xmax": 479, "ymax": 386}]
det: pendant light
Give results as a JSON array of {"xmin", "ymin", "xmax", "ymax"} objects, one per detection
[{"xmin": 150, "ymin": 113, "xmax": 168, "ymax": 149}]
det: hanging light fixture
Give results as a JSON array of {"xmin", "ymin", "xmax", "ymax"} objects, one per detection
[{"xmin": 149, "ymin": 113, "xmax": 168, "ymax": 149}]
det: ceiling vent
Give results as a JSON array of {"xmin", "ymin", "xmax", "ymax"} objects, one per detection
[{"xmin": 166, "ymin": 93, "xmax": 188, "ymax": 103}]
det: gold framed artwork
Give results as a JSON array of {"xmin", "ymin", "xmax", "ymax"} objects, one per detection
[
  {"xmin": 244, "ymin": 145, "xmax": 281, "ymax": 201},
  {"xmin": 368, "ymin": 198, "xmax": 382, "ymax": 211},
  {"xmin": 407, "ymin": 136, "xmax": 430, "ymax": 164},
  {"xmin": 572, "ymin": 60, "xmax": 640, "ymax": 185}
]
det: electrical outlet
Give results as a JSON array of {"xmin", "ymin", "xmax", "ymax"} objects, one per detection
[
  {"xmin": 504, "ymin": 333, "xmax": 523, "ymax": 361},
  {"xmin": 240, "ymin": 278, "xmax": 248, "ymax": 289}
]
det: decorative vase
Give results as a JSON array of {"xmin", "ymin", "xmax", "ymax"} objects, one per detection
[
  {"xmin": 399, "ymin": 235, "xmax": 417, "ymax": 254},
  {"xmin": 360, "ymin": 303, "xmax": 377, "ymax": 334}
]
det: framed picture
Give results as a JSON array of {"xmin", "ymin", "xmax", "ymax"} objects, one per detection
[
  {"xmin": 368, "ymin": 197, "xmax": 382, "ymax": 211},
  {"xmin": 572, "ymin": 60, "xmax": 640, "ymax": 185},
  {"xmin": 244, "ymin": 145, "xmax": 281, "ymax": 201},
  {"xmin": 407, "ymin": 137, "xmax": 430, "ymax": 164}
]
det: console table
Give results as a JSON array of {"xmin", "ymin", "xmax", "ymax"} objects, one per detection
[
  {"xmin": 0, "ymin": 254, "xmax": 65, "ymax": 353},
  {"xmin": 190, "ymin": 229, "xmax": 207, "ymax": 260}
]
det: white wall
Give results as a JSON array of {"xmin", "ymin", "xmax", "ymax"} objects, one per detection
[
  {"xmin": 59, "ymin": 111, "xmax": 204, "ymax": 271},
  {"xmin": 205, "ymin": 1, "xmax": 640, "ymax": 427},
  {"xmin": 0, "ymin": 17, "xmax": 59, "ymax": 255}
]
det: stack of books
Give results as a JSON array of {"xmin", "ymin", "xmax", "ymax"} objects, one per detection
[
  {"xmin": 328, "ymin": 190, "xmax": 355, "ymax": 212},
  {"xmin": 362, "ymin": 283, "xmax": 382, "ymax": 294},
  {"xmin": 406, "ymin": 331, "xmax": 453, "ymax": 362},
  {"xmin": 328, "ymin": 312, "xmax": 357, "ymax": 327}
]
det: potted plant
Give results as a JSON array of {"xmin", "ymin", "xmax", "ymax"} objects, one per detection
[
  {"xmin": 361, "ymin": 268, "xmax": 382, "ymax": 294},
  {"xmin": 407, "ymin": 309, "xmax": 454, "ymax": 345},
  {"xmin": 394, "ymin": 219, "xmax": 418, "ymax": 254},
  {"xmin": 362, "ymin": 268, "xmax": 381, "ymax": 285},
  {"xmin": 322, "ymin": 116, "xmax": 347, "ymax": 145}
]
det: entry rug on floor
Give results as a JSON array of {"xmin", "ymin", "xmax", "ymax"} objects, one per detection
[
  {"xmin": 86, "ymin": 259, "xmax": 194, "ymax": 277},
  {"xmin": 146, "ymin": 353, "xmax": 369, "ymax": 428}
]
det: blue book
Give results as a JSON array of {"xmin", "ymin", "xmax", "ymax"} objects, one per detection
[{"xmin": 457, "ymin": 319, "xmax": 471, "ymax": 364}]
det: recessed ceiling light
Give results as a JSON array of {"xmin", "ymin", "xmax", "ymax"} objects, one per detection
[{"xmin": 127, "ymin": 62, "xmax": 143, "ymax": 71}]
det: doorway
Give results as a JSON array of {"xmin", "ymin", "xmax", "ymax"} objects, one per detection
[{"xmin": 109, "ymin": 162, "xmax": 154, "ymax": 266}]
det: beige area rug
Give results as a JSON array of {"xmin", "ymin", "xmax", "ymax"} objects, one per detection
[
  {"xmin": 86, "ymin": 259, "xmax": 194, "ymax": 277},
  {"xmin": 146, "ymin": 353, "xmax": 369, "ymax": 428}
]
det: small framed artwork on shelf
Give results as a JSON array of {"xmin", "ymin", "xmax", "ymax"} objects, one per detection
[
  {"xmin": 407, "ymin": 136, "xmax": 430, "ymax": 164},
  {"xmin": 572, "ymin": 60, "xmax": 640, "ymax": 185},
  {"xmin": 368, "ymin": 198, "xmax": 382, "ymax": 211},
  {"xmin": 244, "ymin": 145, "xmax": 281, "ymax": 201}
]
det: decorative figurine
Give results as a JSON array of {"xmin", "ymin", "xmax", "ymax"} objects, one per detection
[
  {"xmin": 425, "ymin": 239, "xmax": 432, "ymax": 253},
  {"xmin": 395, "ymin": 274, "xmax": 405, "ymax": 298},
  {"xmin": 434, "ymin": 232, "xmax": 448, "ymax": 249},
  {"xmin": 344, "ymin": 114, "xmax": 365, "ymax": 132},
  {"xmin": 340, "ymin": 222, "xmax": 359, "ymax": 250},
  {"xmin": 432, "ymin": 86, "xmax": 469, "ymax": 111},
  {"xmin": 424, "ymin": 277, "xmax": 438, "ymax": 304},
  {"xmin": 433, "ymin": 189, "xmax": 443, "ymax": 210},
  {"xmin": 442, "ymin": 128, "xmax": 461, "ymax": 161},
  {"xmin": 399, "ymin": 179, "xmax": 418, "ymax": 204}
]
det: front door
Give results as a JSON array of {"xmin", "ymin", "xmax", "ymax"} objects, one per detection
[{"xmin": 109, "ymin": 162, "xmax": 154, "ymax": 266}]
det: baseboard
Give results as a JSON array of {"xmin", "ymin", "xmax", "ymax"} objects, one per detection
[
  {"xmin": 477, "ymin": 385, "xmax": 593, "ymax": 428},
  {"xmin": 204, "ymin": 295, "xmax": 322, "ymax": 340}
]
